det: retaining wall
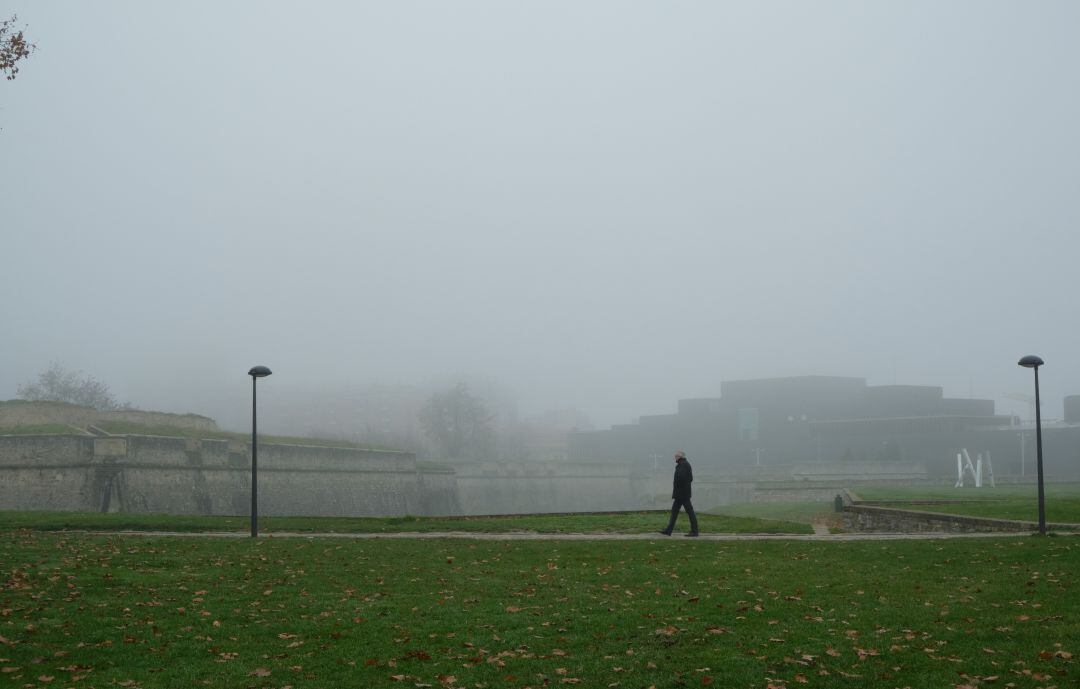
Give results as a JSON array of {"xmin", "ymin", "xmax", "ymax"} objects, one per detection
[
  {"xmin": 838, "ymin": 489, "xmax": 1079, "ymax": 533},
  {"xmin": 0, "ymin": 433, "xmax": 458, "ymax": 517},
  {"xmin": 0, "ymin": 435, "xmax": 652, "ymax": 517}
]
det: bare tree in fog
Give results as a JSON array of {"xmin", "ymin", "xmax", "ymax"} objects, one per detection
[
  {"xmin": 419, "ymin": 383, "xmax": 494, "ymax": 460},
  {"xmin": 17, "ymin": 363, "xmax": 127, "ymax": 411},
  {"xmin": 1, "ymin": 15, "xmax": 34, "ymax": 80}
]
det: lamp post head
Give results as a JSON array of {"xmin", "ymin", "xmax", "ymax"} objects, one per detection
[
  {"xmin": 1018, "ymin": 355, "xmax": 1044, "ymax": 369},
  {"xmin": 248, "ymin": 365, "xmax": 272, "ymax": 378}
]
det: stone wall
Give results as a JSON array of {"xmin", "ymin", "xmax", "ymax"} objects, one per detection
[
  {"xmin": 6, "ymin": 427, "xmax": 855, "ymax": 518},
  {"xmin": 0, "ymin": 435, "xmax": 96, "ymax": 510},
  {"xmin": 0, "ymin": 433, "xmax": 459, "ymax": 517},
  {"xmin": 0, "ymin": 435, "xmax": 650, "ymax": 518},
  {"xmin": 838, "ymin": 489, "xmax": 1079, "ymax": 533}
]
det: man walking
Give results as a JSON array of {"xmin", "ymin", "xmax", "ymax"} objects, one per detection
[{"xmin": 660, "ymin": 450, "xmax": 699, "ymax": 537}]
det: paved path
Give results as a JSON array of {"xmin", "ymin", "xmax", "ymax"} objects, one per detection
[{"xmin": 80, "ymin": 529, "xmax": 1066, "ymax": 541}]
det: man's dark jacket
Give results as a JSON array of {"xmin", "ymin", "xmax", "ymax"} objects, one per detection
[{"xmin": 672, "ymin": 457, "xmax": 693, "ymax": 500}]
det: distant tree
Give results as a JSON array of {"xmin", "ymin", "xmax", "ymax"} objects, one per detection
[
  {"xmin": 419, "ymin": 383, "xmax": 494, "ymax": 460},
  {"xmin": 1, "ymin": 15, "xmax": 35, "ymax": 81},
  {"xmin": 17, "ymin": 363, "xmax": 125, "ymax": 411}
]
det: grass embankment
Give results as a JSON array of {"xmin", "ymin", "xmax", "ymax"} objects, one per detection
[
  {"xmin": 0, "ymin": 510, "xmax": 812, "ymax": 535},
  {"xmin": 0, "ymin": 532, "xmax": 1075, "ymax": 688},
  {"xmin": 854, "ymin": 483, "xmax": 1080, "ymax": 523}
]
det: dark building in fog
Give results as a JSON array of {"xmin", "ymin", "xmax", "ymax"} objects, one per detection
[{"xmin": 568, "ymin": 375, "xmax": 1080, "ymax": 478}]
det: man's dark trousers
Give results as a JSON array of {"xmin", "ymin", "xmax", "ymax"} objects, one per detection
[{"xmin": 664, "ymin": 497, "xmax": 698, "ymax": 534}]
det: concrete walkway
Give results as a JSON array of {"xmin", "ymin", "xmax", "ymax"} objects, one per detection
[{"xmin": 79, "ymin": 529, "xmax": 1070, "ymax": 541}]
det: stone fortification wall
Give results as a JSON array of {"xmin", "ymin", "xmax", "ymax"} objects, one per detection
[
  {"xmin": 0, "ymin": 401, "xmax": 215, "ymax": 431},
  {"xmin": 0, "ymin": 430, "xmax": 668, "ymax": 517},
  {"xmin": 0, "ymin": 433, "xmax": 458, "ymax": 517},
  {"xmin": 0, "ymin": 435, "xmax": 96, "ymax": 510},
  {"xmin": 450, "ymin": 461, "xmax": 652, "ymax": 515}
]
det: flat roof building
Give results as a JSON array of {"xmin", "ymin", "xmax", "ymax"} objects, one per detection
[{"xmin": 567, "ymin": 375, "xmax": 1080, "ymax": 478}]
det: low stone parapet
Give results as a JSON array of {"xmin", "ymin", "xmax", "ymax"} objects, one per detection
[{"xmin": 838, "ymin": 489, "xmax": 1079, "ymax": 533}]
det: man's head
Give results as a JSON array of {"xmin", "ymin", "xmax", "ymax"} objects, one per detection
[{"xmin": 674, "ymin": 451, "xmax": 686, "ymax": 462}]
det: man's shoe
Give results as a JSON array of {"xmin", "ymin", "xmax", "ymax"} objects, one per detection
[
  {"xmin": 684, "ymin": 532, "xmax": 700, "ymax": 537},
  {"xmin": 659, "ymin": 530, "xmax": 672, "ymax": 536}
]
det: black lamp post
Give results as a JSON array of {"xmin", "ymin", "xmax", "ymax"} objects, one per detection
[
  {"xmin": 248, "ymin": 365, "xmax": 272, "ymax": 538},
  {"xmin": 1017, "ymin": 355, "xmax": 1045, "ymax": 535}
]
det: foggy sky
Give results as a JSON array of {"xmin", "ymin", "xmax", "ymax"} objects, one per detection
[{"xmin": 2, "ymin": 2, "xmax": 1078, "ymax": 433}]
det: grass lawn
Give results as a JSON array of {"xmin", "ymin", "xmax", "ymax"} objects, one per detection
[
  {"xmin": 854, "ymin": 483, "xmax": 1080, "ymax": 524},
  {"xmin": 0, "ymin": 510, "xmax": 813, "ymax": 535},
  {"xmin": 709, "ymin": 501, "xmax": 837, "ymax": 527},
  {"xmin": 0, "ymin": 531, "xmax": 1075, "ymax": 688}
]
